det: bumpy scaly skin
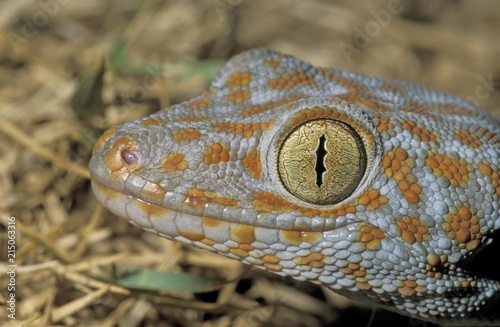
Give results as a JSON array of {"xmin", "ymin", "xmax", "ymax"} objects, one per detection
[{"xmin": 89, "ymin": 49, "xmax": 500, "ymax": 323}]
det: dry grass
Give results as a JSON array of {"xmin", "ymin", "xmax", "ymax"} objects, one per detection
[{"xmin": 0, "ymin": 1, "xmax": 499, "ymax": 326}]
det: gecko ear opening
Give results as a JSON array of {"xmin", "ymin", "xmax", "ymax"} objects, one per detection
[{"xmin": 278, "ymin": 118, "xmax": 367, "ymax": 205}]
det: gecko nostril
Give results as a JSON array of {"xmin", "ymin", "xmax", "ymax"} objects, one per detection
[
  {"xmin": 101, "ymin": 135, "xmax": 140, "ymax": 172},
  {"xmin": 121, "ymin": 149, "xmax": 138, "ymax": 165}
]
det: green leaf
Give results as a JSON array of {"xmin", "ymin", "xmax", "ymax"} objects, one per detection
[
  {"xmin": 107, "ymin": 36, "xmax": 130, "ymax": 74},
  {"xmin": 116, "ymin": 269, "xmax": 220, "ymax": 293},
  {"xmin": 107, "ymin": 37, "xmax": 161, "ymax": 76},
  {"xmin": 70, "ymin": 57, "xmax": 105, "ymax": 119},
  {"xmin": 179, "ymin": 60, "xmax": 224, "ymax": 82}
]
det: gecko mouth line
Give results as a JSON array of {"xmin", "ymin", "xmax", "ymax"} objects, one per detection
[{"xmin": 91, "ymin": 180, "xmax": 355, "ymax": 233}]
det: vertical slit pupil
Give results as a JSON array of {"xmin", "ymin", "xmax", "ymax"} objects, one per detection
[{"xmin": 315, "ymin": 134, "xmax": 327, "ymax": 188}]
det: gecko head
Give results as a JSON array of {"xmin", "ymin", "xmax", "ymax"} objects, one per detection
[{"xmin": 89, "ymin": 48, "xmax": 500, "ymax": 324}]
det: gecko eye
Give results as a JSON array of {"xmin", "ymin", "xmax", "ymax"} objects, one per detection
[{"xmin": 278, "ymin": 119, "xmax": 367, "ymax": 205}]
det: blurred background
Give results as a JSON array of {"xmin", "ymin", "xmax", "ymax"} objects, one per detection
[{"xmin": 0, "ymin": 0, "xmax": 499, "ymax": 326}]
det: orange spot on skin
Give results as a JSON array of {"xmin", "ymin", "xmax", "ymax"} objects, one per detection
[
  {"xmin": 213, "ymin": 119, "xmax": 275, "ymax": 139},
  {"xmin": 202, "ymin": 217, "xmax": 223, "ymax": 228},
  {"xmin": 443, "ymin": 207, "xmax": 481, "ymax": 250},
  {"xmin": 187, "ymin": 97, "xmax": 211, "ymax": 109},
  {"xmin": 340, "ymin": 262, "xmax": 371, "ymax": 290},
  {"xmin": 135, "ymin": 198, "xmax": 169, "ymax": 217},
  {"xmin": 253, "ymin": 192, "xmax": 294, "ymax": 213},
  {"xmin": 230, "ymin": 248, "xmax": 249, "ymax": 257},
  {"xmin": 268, "ymin": 69, "xmax": 316, "ymax": 90},
  {"xmin": 184, "ymin": 188, "xmax": 238, "ymax": 210},
  {"xmin": 226, "ymin": 71, "xmax": 252, "ymax": 88},
  {"xmin": 294, "ymin": 252, "xmax": 325, "ymax": 268},
  {"xmin": 240, "ymin": 244, "xmax": 254, "ymax": 251},
  {"xmin": 240, "ymin": 97, "xmax": 302, "ymax": 116},
  {"xmin": 340, "ymin": 263, "xmax": 367, "ymax": 277},
  {"xmin": 265, "ymin": 59, "xmax": 281, "ymax": 67},
  {"xmin": 280, "ymin": 231, "xmax": 322, "ymax": 244},
  {"xmin": 358, "ymin": 223, "xmax": 385, "ymax": 250},
  {"xmin": 204, "ymin": 142, "xmax": 230, "ymax": 165},
  {"xmin": 479, "ymin": 163, "xmax": 500, "ymax": 196},
  {"xmin": 173, "ymin": 128, "xmax": 201, "ymax": 141},
  {"xmin": 253, "ymin": 192, "xmax": 357, "ymax": 220},
  {"xmin": 479, "ymin": 163, "xmax": 494, "ymax": 176},
  {"xmin": 161, "ymin": 153, "xmax": 188, "ymax": 171},
  {"xmin": 262, "ymin": 254, "xmax": 282, "ymax": 271},
  {"xmin": 281, "ymin": 231, "xmax": 302, "ymax": 244},
  {"xmin": 226, "ymin": 89, "xmax": 251, "ymax": 103},
  {"xmin": 200, "ymin": 238, "xmax": 215, "ymax": 246},
  {"xmin": 142, "ymin": 181, "xmax": 167, "ymax": 202},
  {"xmin": 212, "ymin": 197, "xmax": 238, "ymax": 207},
  {"xmin": 383, "ymin": 148, "xmax": 422, "ymax": 204},
  {"xmin": 396, "ymin": 216, "xmax": 430, "ymax": 245},
  {"xmin": 179, "ymin": 230, "xmax": 205, "ymax": 242},
  {"xmin": 357, "ymin": 189, "xmax": 387, "ymax": 210},
  {"xmin": 143, "ymin": 118, "xmax": 167, "ymax": 126},
  {"xmin": 356, "ymin": 281, "xmax": 372, "ymax": 290},
  {"xmin": 231, "ymin": 225, "xmax": 255, "ymax": 244},
  {"xmin": 426, "ymin": 151, "xmax": 471, "ymax": 187},
  {"xmin": 263, "ymin": 255, "xmax": 280, "ymax": 263},
  {"xmin": 184, "ymin": 188, "xmax": 209, "ymax": 210},
  {"xmin": 242, "ymin": 149, "xmax": 262, "ymax": 179},
  {"xmin": 398, "ymin": 280, "xmax": 425, "ymax": 297},
  {"xmin": 301, "ymin": 232, "xmax": 323, "ymax": 243},
  {"xmin": 308, "ymin": 252, "xmax": 324, "ymax": 261},
  {"xmin": 374, "ymin": 114, "xmax": 394, "ymax": 133},
  {"xmin": 454, "ymin": 130, "xmax": 482, "ymax": 148},
  {"xmin": 425, "ymin": 254, "xmax": 449, "ymax": 279},
  {"xmin": 309, "ymin": 260, "xmax": 325, "ymax": 268},
  {"xmin": 460, "ymin": 280, "xmax": 477, "ymax": 288},
  {"xmin": 401, "ymin": 120, "xmax": 437, "ymax": 142},
  {"xmin": 227, "ymin": 232, "xmax": 256, "ymax": 258}
]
